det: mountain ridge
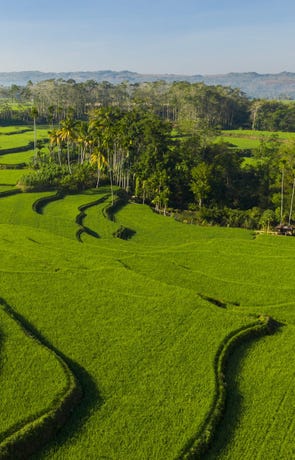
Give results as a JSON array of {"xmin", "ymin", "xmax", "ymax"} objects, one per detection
[{"xmin": 1, "ymin": 70, "xmax": 295, "ymax": 99}]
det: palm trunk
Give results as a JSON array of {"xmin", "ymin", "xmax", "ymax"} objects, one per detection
[
  {"xmin": 96, "ymin": 168, "xmax": 101, "ymax": 188},
  {"xmin": 67, "ymin": 142, "xmax": 72, "ymax": 174},
  {"xmin": 33, "ymin": 117, "xmax": 37, "ymax": 160},
  {"xmin": 288, "ymin": 176, "xmax": 295, "ymax": 225},
  {"xmin": 280, "ymin": 167, "xmax": 284, "ymax": 225},
  {"xmin": 109, "ymin": 169, "xmax": 114, "ymax": 205}
]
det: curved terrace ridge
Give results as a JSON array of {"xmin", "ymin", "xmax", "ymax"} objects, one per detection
[
  {"xmin": 0, "ymin": 299, "xmax": 82, "ymax": 460},
  {"xmin": 32, "ymin": 190, "xmax": 65, "ymax": 214},
  {"xmin": 177, "ymin": 315, "xmax": 277, "ymax": 460},
  {"xmin": 75, "ymin": 194, "xmax": 110, "ymax": 241}
]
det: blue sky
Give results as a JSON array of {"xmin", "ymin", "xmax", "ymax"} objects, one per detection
[{"xmin": 1, "ymin": 0, "xmax": 295, "ymax": 74}]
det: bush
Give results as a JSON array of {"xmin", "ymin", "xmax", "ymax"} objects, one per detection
[
  {"xmin": 18, "ymin": 164, "xmax": 67, "ymax": 191},
  {"xmin": 59, "ymin": 164, "xmax": 96, "ymax": 192},
  {"xmin": 18, "ymin": 163, "xmax": 96, "ymax": 193}
]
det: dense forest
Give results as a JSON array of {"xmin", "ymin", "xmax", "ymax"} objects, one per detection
[{"xmin": 1, "ymin": 79, "xmax": 295, "ymax": 229}]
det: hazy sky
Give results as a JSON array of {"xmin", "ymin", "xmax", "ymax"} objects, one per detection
[{"xmin": 1, "ymin": 0, "xmax": 295, "ymax": 74}]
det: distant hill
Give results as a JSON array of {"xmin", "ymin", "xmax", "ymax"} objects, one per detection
[{"xmin": 1, "ymin": 70, "xmax": 295, "ymax": 99}]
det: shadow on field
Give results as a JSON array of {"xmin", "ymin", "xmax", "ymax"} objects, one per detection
[
  {"xmin": 204, "ymin": 323, "xmax": 284, "ymax": 459},
  {"xmin": 0, "ymin": 297, "xmax": 104, "ymax": 459},
  {"xmin": 38, "ymin": 358, "xmax": 104, "ymax": 458}
]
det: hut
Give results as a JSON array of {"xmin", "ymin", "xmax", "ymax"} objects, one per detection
[{"xmin": 275, "ymin": 224, "xmax": 295, "ymax": 236}]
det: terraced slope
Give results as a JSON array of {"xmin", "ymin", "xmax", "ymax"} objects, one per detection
[
  {"xmin": 0, "ymin": 125, "xmax": 294, "ymax": 459},
  {"xmin": 0, "ymin": 127, "xmax": 48, "ymax": 152},
  {"xmin": 0, "ymin": 149, "xmax": 35, "ymax": 165},
  {"xmin": 0, "ymin": 223, "xmax": 257, "ymax": 460}
]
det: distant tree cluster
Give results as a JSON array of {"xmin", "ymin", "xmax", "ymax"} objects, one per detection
[{"xmin": 0, "ymin": 79, "xmax": 250, "ymax": 129}]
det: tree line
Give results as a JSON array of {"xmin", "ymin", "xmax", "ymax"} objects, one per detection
[
  {"xmin": 0, "ymin": 78, "xmax": 260, "ymax": 129},
  {"xmin": 2, "ymin": 79, "xmax": 295, "ymax": 131}
]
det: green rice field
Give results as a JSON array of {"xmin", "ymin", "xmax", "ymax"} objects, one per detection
[
  {"xmin": 219, "ymin": 129, "xmax": 295, "ymax": 150},
  {"xmin": 0, "ymin": 125, "xmax": 294, "ymax": 459},
  {"xmin": 0, "ymin": 149, "xmax": 34, "ymax": 165},
  {"xmin": 0, "ymin": 127, "xmax": 48, "ymax": 151}
]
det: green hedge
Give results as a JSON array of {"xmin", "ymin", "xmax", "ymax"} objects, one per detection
[
  {"xmin": 102, "ymin": 190, "xmax": 129, "ymax": 222},
  {"xmin": 179, "ymin": 316, "xmax": 274, "ymax": 459},
  {"xmin": 0, "ymin": 303, "xmax": 82, "ymax": 460},
  {"xmin": 0, "ymin": 143, "xmax": 33, "ymax": 156},
  {"xmin": 74, "ymin": 195, "xmax": 110, "ymax": 242},
  {"xmin": 0, "ymin": 189, "xmax": 22, "ymax": 198},
  {"xmin": 32, "ymin": 191, "xmax": 64, "ymax": 214},
  {"xmin": 75, "ymin": 195, "xmax": 109, "ymax": 226},
  {"xmin": 0, "ymin": 164, "xmax": 26, "ymax": 170}
]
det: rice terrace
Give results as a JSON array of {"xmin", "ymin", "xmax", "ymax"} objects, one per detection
[{"xmin": 0, "ymin": 81, "xmax": 295, "ymax": 460}]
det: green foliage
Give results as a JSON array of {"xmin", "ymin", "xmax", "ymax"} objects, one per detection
[
  {"xmin": 18, "ymin": 163, "xmax": 66, "ymax": 191},
  {"xmin": 59, "ymin": 163, "xmax": 96, "ymax": 192},
  {"xmin": 181, "ymin": 317, "xmax": 272, "ymax": 460}
]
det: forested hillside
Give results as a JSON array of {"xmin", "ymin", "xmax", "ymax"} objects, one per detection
[{"xmin": 1, "ymin": 70, "xmax": 295, "ymax": 99}]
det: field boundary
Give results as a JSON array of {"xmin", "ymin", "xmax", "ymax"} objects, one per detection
[
  {"xmin": 102, "ymin": 190, "xmax": 136, "ymax": 240},
  {"xmin": 102, "ymin": 190, "xmax": 128, "ymax": 222},
  {"xmin": 0, "ymin": 143, "xmax": 33, "ymax": 156},
  {"xmin": 0, "ymin": 129, "xmax": 32, "ymax": 136},
  {"xmin": 178, "ymin": 315, "xmax": 276, "ymax": 460},
  {"xmin": 0, "ymin": 189, "xmax": 21, "ymax": 198},
  {"xmin": 32, "ymin": 190, "xmax": 65, "ymax": 214},
  {"xmin": 0, "ymin": 163, "xmax": 27, "ymax": 170},
  {"xmin": 75, "ymin": 194, "xmax": 110, "ymax": 241},
  {"xmin": 75, "ymin": 194, "xmax": 109, "ymax": 226},
  {"xmin": 0, "ymin": 299, "xmax": 82, "ymax": 460}
]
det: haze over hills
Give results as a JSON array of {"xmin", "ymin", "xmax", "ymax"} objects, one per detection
[{"xmin": 1, "ymin": 70, "xmax": 295, "ymax": 99}]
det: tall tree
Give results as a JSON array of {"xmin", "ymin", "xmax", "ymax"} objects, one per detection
[
  {"xmin": 58, "ymin": 118, "xmax": 77, "ymax": 174},
  {"xmin": 31, "ymin": 106, "xmax": 39, "ymax": 160}
]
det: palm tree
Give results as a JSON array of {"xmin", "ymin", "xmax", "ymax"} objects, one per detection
[
  {"xmin": 31, "ymin": 106, "xmax": 38, "ymax": 160},
  {"xmin": 280, "ymin": 159, "xmax": 286, "ymax": 225},
  {"xmin": 76, "ymin": 122, "xmax": 94, "ymax": 164},
  {"xmin": 48, "ymin": 128, "xmax": 62, "ymax": 166},
  {"xmin": 58, "ymin": 118, "xmax": 77, "ymax": 174},
  {"xmin": 90, "ymin": 148, "xmax": 108, "ymax": 188},
  {"xmin": 288, "ymin": 174, "xmax": 295, "ymax": 225},
  {"xmin": 47, "ymin": 105, "xmax": 56, "ymax": 130}
]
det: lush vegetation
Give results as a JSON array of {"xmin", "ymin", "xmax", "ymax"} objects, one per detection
[{"xmin": 0, "ymin": 90, "xmax": 294, "ymax": 459}]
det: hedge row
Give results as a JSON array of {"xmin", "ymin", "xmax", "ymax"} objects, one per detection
[
  {"xmin": 0, "ymin": 164, "xmax": 27, "ymax": 170},
  {"xmin": 74, "ymin": 195, "xmax": 110, "ymax": 242},
  {"xmin": 102, "ymin": 190, "xmax": 128, "ymax": 222},
  {"xmin": 102, "ymin": 191, "xmax": 136, "ymax": 240},
  {"xmin": 32, "ymin": 190, "xmax": 64, "ymax": 214},
  {"xmin": 75, "ymin": 227, "xmax": 85, "ymax": 242},
  {"xmin": 75, "ymin": 195, "xmax": 109, "ymax": 226},
  {"xmin": 0, "ymin": 189, "xmax": 22, "ymax": 198},
  {"xmin": 0, "ymin": 303, "xmax": 82, "ymax": 460},
  {"xmin": 0, "ymin": 143, "xmax": 33, "ymax": 156},
  {"xmin": 0, "ymin": 129, "xmax": 32, "ymax": 136},
  {"xmin": 179, "ymin": 316, "xmax": 275, "ymax": 459}
]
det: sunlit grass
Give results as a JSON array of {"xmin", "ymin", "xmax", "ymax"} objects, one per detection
[{"xmin": 0, "ymin": 149, "xmax": 34, "ymax": 165}]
